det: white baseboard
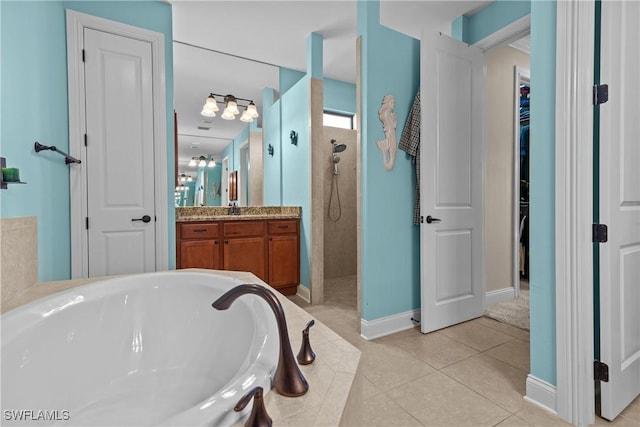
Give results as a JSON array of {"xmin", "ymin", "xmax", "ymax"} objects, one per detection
[
  {"xmin": 360, "ymin": 309, "xmax": 421, "ymax": 340},
  {"xmin": 296, "ymin": 284, "xmax": 310, "ymax": 303},
  {"xmin": 485, "ymin": 286, "xmax": 516, "ymax": 308},
  {"xmin": 525, "ymin": 374, "xmax": 557, "ymax": 415}
]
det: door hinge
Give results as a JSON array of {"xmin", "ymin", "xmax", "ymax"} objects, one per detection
[
  {"xmin": 594, "ymin": 360, "xmax": 609, "ymax": 382},
  {"xmin": 593, "ymin": 224, "xmax": 608, "ymax": 243},
  {"xmin": 82, "ymin": 49, "xmax": 85, "ymax": 62},
  {"xmin": 84, "ymin": 134, "xmax": 87, "ymax": 147},
  {"xmin": 85, "ymin": 217, "xmax": 89, "ymax": 230},
  {"xmin": 593, "ymin": 84, "xmax": 608, "ymax": 105}
]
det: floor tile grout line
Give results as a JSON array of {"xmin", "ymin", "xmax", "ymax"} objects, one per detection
[{"xmin": 436, "ymin": 367, "xmax": 522, "ymax": 417}]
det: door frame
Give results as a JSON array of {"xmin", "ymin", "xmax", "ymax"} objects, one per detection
[
  {"xmin": 221, "ymin": 156, "xmax": 230, "ymax": 206},
  {"xmin": 66, "ymin": 10, "xmax": 168, "ymax": 278},
  {"xmin": 554, "ymin": 1, "xmax": 595, "ymax": 425},
  {"xmin": 239, "ymin": 139, "xmax": 249, "ymax": 206},
  {"xmin": 472, "ymin": 6, "xmax": 597, "ymax": 424}
]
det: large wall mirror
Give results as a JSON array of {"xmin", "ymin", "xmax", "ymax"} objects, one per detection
[{"xmin": 173, "ymin": 41, "xmax": 278, "ymax": 207}]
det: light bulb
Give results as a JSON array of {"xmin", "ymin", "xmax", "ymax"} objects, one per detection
[
  {"xmin": 188, "ymin": 158, "xmax": 197, "ymax": 167},
  {"xmin": 180, "ymin": 174, "xmax": 186, "ymax": 182},
  {"xmin": 187, "ymin": 176, "xmax": 193, "ymax": 182},
  {"xmin": 198, "ymin": 156, "xmax": 206, "ymax": 167},
  {"xmin": 221, "ymin": 108, "xmax": 235, "ymax": 120},
  {"xmin": 240, "ymin": 110, "xmax": 253, "ymax": 122},
  {"xmin": 208, "ymin": 159, "xmax": 216, "ymax": 168},
  {"xmin": 200, "ymin": 107, "xmax": 216, "ymax": 118},
  {"xmin": 247, "ymin": 102, "xmax": 259, "ymax": 118},
  {"xmin": 205, "ymin": 94, "xmax": 219, "ymax": 112},
  {"xmin": 226, "ymin": 100, "xmax": 239, "ymax": 115}
]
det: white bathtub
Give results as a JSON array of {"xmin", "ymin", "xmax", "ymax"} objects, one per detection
[{"xmin": 1, "ymin": 271, "xmax": 279, "ymax": 426}]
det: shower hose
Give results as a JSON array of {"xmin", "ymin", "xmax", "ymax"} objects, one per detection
[{"xmin": 328, "ymin": 172, "xmax": 341, "ymax": 222}]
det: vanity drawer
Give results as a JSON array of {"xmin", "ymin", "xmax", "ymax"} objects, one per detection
[
  {"xmin": 181, "ymin": 223, "xmax": 219, "ymax": 239},
  {"xmin": 223, "ymin": 221, "xmax": 265, "ymax": 237},
  {"xmin": 268, "ymin": 220, "xmax": 298, "ymax": 234}
]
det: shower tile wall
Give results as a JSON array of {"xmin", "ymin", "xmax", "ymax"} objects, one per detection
[
  {"xmin": 1, "ymin": 217, "xmax": 38, "ymax": 305},
  {"xmin": 324, "ymin": 127, "xmax": 358, "ymax": 279}
]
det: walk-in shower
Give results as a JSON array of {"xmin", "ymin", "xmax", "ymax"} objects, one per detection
[{"xmin": 328, "ymin": 139, "xmax": 347, "ymax": 221}]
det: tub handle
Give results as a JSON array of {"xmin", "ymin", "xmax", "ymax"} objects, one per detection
[
  {"xmin": 296, "ymin": 319, "xmax": 316, "ymax": 365},
  {"xmin": 234, "ymin": 386, "xmax": 272, "ymax": 427}
]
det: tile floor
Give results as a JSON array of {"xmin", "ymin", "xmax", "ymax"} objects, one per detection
[{"xmin": 289, "ymin": 275, "xmax": 640, "ymax": 427}]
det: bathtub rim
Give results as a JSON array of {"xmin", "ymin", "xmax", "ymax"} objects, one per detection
[{"xmin": 1, "ymin": 270, "xmax": 279, "ymax": 426}]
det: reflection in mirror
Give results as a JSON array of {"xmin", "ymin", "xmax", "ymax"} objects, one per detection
[
  {"xmin": 173, "ymin": 41, "xmax": 277, "ymax": 206},
  {"xmin": 239, "ymin": 140, "xmax": 249, "ymax": 205},
  {"xmin": 229, "ymin": 170, "xmax": 238, "ymax": 202}
]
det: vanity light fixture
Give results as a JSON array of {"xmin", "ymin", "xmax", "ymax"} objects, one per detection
[
  {"xmin": 189, "ymin": 156, "xmax": 216, "ymax": 168},
  {"xmin": 179, "ymin": 174, "xmax": 193, "ymax": 182},
  {"xmin": 201, "ymin": 93, "xmax": 259, "ymax": 122}
]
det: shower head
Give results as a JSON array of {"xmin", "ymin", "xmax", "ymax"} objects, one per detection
[{"xmin": 331, "ymin": 139, "xmax": 347, "ymax": 153}]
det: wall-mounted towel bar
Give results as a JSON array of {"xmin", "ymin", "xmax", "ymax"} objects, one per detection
[{"xmin": 34, "ymin": 142, "xmax": 81, "ymax": 165}]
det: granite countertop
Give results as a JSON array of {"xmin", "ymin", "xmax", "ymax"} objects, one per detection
[
  {"xmin": 1, "ymin": 269, "xmax": 360, "ymax": 426},
  {"xmin": 176, "ymin": 206, "xmax": 301, "ymax": 222}
]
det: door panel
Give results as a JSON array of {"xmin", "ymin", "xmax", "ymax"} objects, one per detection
[
  {"xmin": 420, "ymin": 32, "xmax": 485, "ymax": 333},
  {"xmin": 84, "ymin": 28, "xmax": 156, "ymax": 276},
  {"xmin": 223, "ymin": 237, "xmax": 266, "ymax": 282},
  {"xmin": 599, "ymin": 0, "xmax": 640, "ymax": 419}
]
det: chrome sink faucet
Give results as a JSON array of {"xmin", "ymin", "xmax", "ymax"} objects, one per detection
[{"xmin": 211, "ymin": 284, "xmax": 309, "ymax": 397}]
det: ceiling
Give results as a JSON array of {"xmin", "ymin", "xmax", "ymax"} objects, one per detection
[{"xmin": 171, "ymin": 0, "xmax": 491, "ymax": 178}]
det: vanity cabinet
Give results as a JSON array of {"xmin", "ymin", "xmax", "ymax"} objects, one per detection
[
  {"xmin": 179, "ymin": 223, "xmax": 221, "ymax": 269},
  {"xmin": 222, "ymin": 221, "xmax": 267, "ymax": 282},
  {"xmin": 177, "ymin": 218, "xmax": 300, "ymax": 295},
  {"xmin": 267, "ymin": 220, "xmax": 300, "ymax": 296}
]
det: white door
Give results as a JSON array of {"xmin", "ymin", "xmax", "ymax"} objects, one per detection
[
  {"xmin": 420, "ymin": 32, "xmax": 485, "ymax": 333},
  {"xmin": 598, "ymin": 0, "xmax": 640, "ymax": 420},
  {"xmin": 84, "ymin": 28, "xmax": 156, "ymax": 276}
]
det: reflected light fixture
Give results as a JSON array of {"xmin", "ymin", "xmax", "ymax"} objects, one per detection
[
  {"xmin": 190, "ymin": 156, "xmax": 216, "ymax": 168},
  {"xmin": 201, "ymin": 93, "xmax": 259, "ymax": 122}
]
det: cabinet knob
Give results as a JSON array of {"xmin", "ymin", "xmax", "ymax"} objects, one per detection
[
  {"xmin": 214, "ymin": 240, "xmax": 219, "ymax": 245},
  {"xmin": 224, "ymin": 240, "xmax": 229, "ymax": 244}
]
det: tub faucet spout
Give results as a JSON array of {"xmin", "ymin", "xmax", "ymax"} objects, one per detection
[{"xmin": 211, "ymin": 284, "xmax": 309, "ymax": 397}]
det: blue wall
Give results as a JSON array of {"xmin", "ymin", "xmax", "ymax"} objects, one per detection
[
  {"xmin": 1, "ymin": 0, "xmax": 71, "ymax": 281},
  {"xmin": 0, "ymin": 1, "xmax": 174, "ymax": 281},
  {"xmin": 452, "ymin": 0, "xmax": 557, "ymax": 386},
  {"xmin": 280, "ymin": 75, "xmax": 312, "ymax": 288},
  {"xmin": 358, "ymin": 0, "xmax": 421, "ymax": 320},
  {"xmin": 529, "ymin": 0, "xmax": 557, "ymax": 386},
  {"xmin": 262, "ymin": 88, "xmax": 282, "ymax": 206},
  {"xmin": 324, "ymin": 78, "xmax": 357, "ymax": 115},
  {"xmin": 452, "ymin": 0, "xmax": 531, "ymax": 44}
]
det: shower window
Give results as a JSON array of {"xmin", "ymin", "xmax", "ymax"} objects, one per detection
[{"xmin": 323, "ymin": 111, "xmax": 355, "ymax": 129}]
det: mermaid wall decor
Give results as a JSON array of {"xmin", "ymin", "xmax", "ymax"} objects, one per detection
[{"xmin": 376, "ymin": 94, "xmax": 397, "ymax": 171}]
